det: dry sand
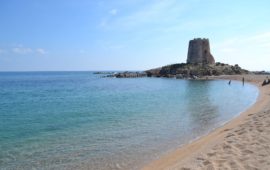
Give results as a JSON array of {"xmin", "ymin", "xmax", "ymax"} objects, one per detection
[{"xmin": 143, "ymin": 75, "xmax": 270, "ymax": 170}]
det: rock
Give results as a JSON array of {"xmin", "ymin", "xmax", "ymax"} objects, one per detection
[
  {"xmin": 93, "ymin": 71, "xmax": 114, "ymax": 74},
  {"xmin": 106, "ymin": 71, "xmax": 147, "ymax": 78},
  {"xmin": 253, "ymin": 71, "xmax": 270, "ymax": 75},
  {"xmin": 145, "ymin": 62, "xmax": 249, "ymax": 79},
  {"xmin": 176, "ymin": 74, "xmax": 184, "ymax": 79},
  {"xmin": 262, "ymin": 80, "xmax": 269, "ymax": 86}
]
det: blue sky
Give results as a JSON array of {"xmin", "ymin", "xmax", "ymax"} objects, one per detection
[{"xmin": 0, "ymin": 0, "xmax": 269, "ymax": 71}]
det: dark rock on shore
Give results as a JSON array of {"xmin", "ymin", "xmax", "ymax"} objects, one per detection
[
  {"xmin": 93, "ymin": 71, "xmax": 115, "ymax": 74},
  {"xmin": 106, "ymin": 63, "xmax": 249, "ymax": 79},
  {"xmin": 253, "ymin": 71, "xmax": 270, "ymax": 75},
  {"xmin": 262, "ymin": 79, "xmax": 270, "ymax": 86},
  {"xmin": 106, "ymin": 71, "xmax": 147, "ymax": 78}
]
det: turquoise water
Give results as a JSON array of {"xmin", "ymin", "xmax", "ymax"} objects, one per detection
[{"xmin": 0, "ymin": 72, "xmax": 258, "ymax": 170}]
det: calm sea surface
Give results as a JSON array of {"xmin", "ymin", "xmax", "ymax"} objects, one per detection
[{"xmin": 0, "ymin": 72, "xmax": 258, "ymax": 170}]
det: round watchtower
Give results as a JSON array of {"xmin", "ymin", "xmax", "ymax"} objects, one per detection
[{"xmin": 186, "ymin": 38, "xmax": 215, "ymax": 64}]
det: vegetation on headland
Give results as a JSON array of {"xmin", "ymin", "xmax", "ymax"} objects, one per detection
[
  {"xmin": 107, "ymin": 62, "xmax": 250, "ymax": 79},
  {"xmin": 146, "ymin": 62, "xmax": 248, "ymax": 78}
]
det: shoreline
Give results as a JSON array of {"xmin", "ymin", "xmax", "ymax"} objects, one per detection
[{"xmin": 143, "ymin": 74, "xmax": 270, "ymax": 170}]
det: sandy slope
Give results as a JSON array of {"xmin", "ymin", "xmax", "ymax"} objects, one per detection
[{"xmin": 143, "ymin": 75, "xmax": 270, "ymax": 170}]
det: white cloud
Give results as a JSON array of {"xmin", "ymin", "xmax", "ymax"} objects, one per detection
[
  {"xmin": 212, "ymin": 32, "xmax": 270, "ymax": 71},
  {"xmin": 0, "ymin": 49, "xmax": 6, "ymax": 54},
  {"xmin": 109, "ymin": 9, "xmax": 118, "ymax": 15},
  {"xmin": 100, "ymin": 0, "xmax": 185, "ymax": 30},
  {"xmin": 99, "ymin": 19, "xmax": 108, "ymax": 27},
  {"xmin": 108, "ymin": 44, "xmax": 125, "ymax": 50},
  {"xmin": 116, "ymin": 0, "xmax": 178, "ymax": 27},
  {"xmin": 9, "ymin": 45, "xmax": 47, "ymax": 55},
  {"xmin": 12, "ymin": 47, "xmax": 33, "ymax": 54},
  {"xmin": 79, "ymin": 49, "xmax": 86, "ymax": 54},
  {"xmin": 36, "ymin": 48, "xmax": 46, "ymax": 55}
]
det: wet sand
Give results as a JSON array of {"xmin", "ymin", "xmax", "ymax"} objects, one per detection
[{"xmin": 143, "ymin": 75, "xmax": 270, "ymax": 170}]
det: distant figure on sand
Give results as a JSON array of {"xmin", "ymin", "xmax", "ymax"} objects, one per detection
[
  {"xmin": 228, "ymin": 80, "xmax": 231, "ymax": 85},
  {"xmin": 242, "ymin": 77, "xmax": 245, "ymax": 86}
]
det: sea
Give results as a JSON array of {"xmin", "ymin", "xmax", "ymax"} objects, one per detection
[{"xmin": 0, "ymin": 72, "xmax": 258, "ymax": 170}]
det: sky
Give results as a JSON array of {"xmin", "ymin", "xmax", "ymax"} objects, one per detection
[{"xmin": 0, "ymin": 0, "xmax": 269, "ymax": 71}]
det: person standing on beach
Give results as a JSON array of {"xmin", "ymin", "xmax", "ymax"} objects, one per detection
[{"xmin": 242, "ymin": 77, "xmax": 245, "ymax": 86}]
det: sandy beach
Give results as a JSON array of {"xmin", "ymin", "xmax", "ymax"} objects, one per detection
[{"xmin": 143, "ymin": 74, "xmax": 270, "ymax": 170}]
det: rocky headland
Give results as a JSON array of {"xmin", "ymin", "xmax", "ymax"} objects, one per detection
[
  {"xmin": 107, "ymin": 38, "xmax": 250, "ymax": 79},
  {"xmin": 145, "ymin": 62, "xmax": 249, "ymax": 79}
]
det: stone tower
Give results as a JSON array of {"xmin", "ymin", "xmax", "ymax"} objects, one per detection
[{"xmin": 186, "ymin": 38, "xmax": 215, "ymax": 64}]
